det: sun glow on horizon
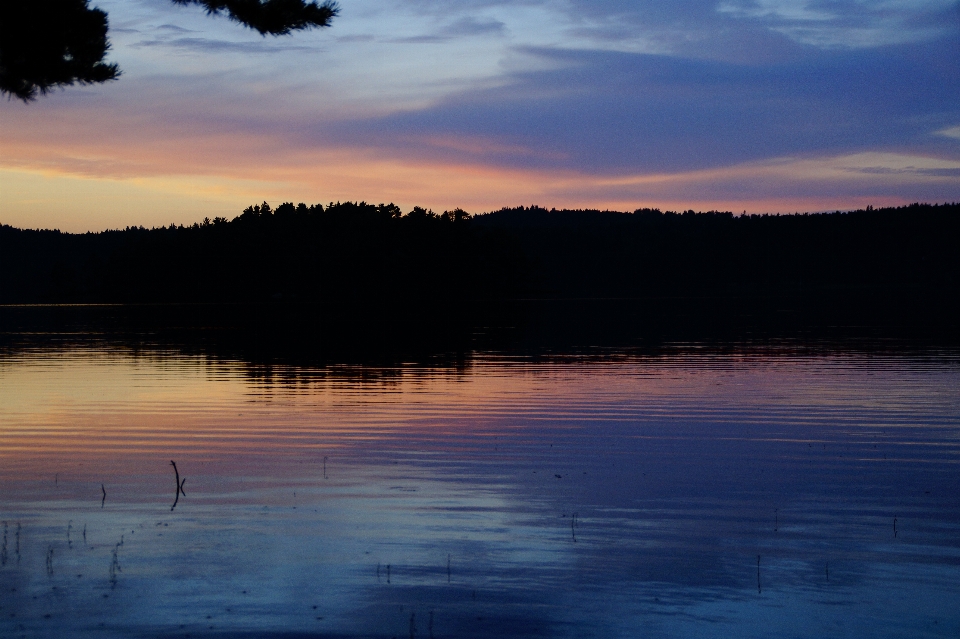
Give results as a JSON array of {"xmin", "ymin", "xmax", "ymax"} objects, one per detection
[{"xmin": 2, "ymin": 149, "xmax": 957, "ymax": 232}]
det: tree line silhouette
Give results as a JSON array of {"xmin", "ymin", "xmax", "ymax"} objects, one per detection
[
  {"xmin": 0, "ymin": 201, "xmax": 521, "ymax": 303},
  {"xmin": 1, "ymin": 201, "xmax": 958, "ymax": 307}
]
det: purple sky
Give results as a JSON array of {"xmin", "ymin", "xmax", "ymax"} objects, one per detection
[{"xmin": 1, "ymin": 0, "xmax": 959, "ymax": 231}]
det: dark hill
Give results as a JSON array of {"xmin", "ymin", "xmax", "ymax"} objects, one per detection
[{"xmin": 2, "ymin": 202, "xmax": 958, "ymax": 310}]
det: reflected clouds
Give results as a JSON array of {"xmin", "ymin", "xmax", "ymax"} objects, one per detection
[{"xmin": 1, "ymin": 336, "xmax": 959, "ymax": 637}]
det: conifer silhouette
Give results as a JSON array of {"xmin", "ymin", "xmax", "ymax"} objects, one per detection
[
  {"xmin": 0, "ymin": 0, "xmax": 338, "ymax": 102},
  {"xmin": 172, "ymin": 0, "xmax": 338, "ymax": 36},
  {"xmin": 0, "ymin": 0, "xmax": 119, "ymax": 101}
]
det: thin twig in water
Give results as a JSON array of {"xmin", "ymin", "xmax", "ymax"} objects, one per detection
[
  {"xmin": 170, "ymin": 461, "xmax": 186, "ymax": 511},
  {"xmin": 109, "ymin": 540, "xmax": 122, "ymax": 588},
  {"xmin": 757, "ymin": 555, "xmax": 761, "ymax": 594},
  {"xmin": 101, "ymin": 484, "xmax": 106, "ymax": 508},
  {"xmin": 171, "ymin": 461, "xmax": 186, "ymax": 495}
]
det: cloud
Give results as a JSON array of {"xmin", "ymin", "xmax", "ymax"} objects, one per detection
[
  {"xmin": 717, "ymin": 0, "xmax": 959, "ymax": 48},
  {"xmin": 132, "ymin": 36, "xmax": 317, "ymax": 53},
  {"xmin": 938, "ymin": 125, "xmax": 960, "ymax": 140},
  {"xmin": 335, "ymin": 34, "xmax": 376, "ymax": 43},
  {"xmin": 307, "ymin": 39, "xmax": 960, "ymax": 175},
  {"xmin": 388, "ymin": 0, "xmax": 958, "ymax": 54},
  {"xmin": 390, "ymin": 34, "xmax": 449, "ymax": 43},
  {"xmin": 443, "ymin": 17, "xmax": 508, "ymax": 36},
  {"xmin": 155, "ymin": 23, "xmax": 196, "ymax": 34},
  {"xmin": 387, "ymin": 16, "xmax": 507, "ymax": 42}
]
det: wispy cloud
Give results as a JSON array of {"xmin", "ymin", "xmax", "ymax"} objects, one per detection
[
  {"xmin": 717, "ymin": 0, "xmax": 958, "ymax": 48},
  {"xmin": 132, "ymin": 36, "xmax": 317, "ymax": 53},
  {"xmin": 938, "ymin": 125, "xmax": 960, "ymax": 140}
]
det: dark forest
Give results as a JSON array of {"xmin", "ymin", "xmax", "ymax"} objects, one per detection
[{"xmin": 2, "ymin": 202, "xmax": 958, "ymax": 309}]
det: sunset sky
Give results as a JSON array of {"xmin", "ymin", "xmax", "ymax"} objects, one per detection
[{"xmin": 1, "ymin": 0, "xmax": 959, "ymax": 232}]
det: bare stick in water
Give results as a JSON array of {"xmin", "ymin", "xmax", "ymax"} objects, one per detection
[
  {"xmin": 101, "ymin": 484, "xmax": 106, "ymax": 508},
  {"xmin": 170, "ymin": 461, "xmax": 186, "ymax": 495},
  {"xmin": 109, "ymin": 540, "xmax": 122, "ymax": 588},
  {"xmin": 757, "ymin": 555, "xmax": 761, "ymax": 594},
  {"xmin": 170, "ymin": 461, "xmax": 186, "ymax": 511}
]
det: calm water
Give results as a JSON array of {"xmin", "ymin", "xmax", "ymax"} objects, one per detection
[{"xmin": 1, "ymin": 317, "xmax": 959, "ymax": 637}]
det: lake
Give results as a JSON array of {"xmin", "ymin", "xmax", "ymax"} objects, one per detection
[{"xmin": 1, "ymin": 304, "xmax": 959, "ymax": 638}]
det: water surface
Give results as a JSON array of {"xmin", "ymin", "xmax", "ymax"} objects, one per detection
[{"xmin": 1, "ymin": 315, "xmax": 959, "ymax": 638}]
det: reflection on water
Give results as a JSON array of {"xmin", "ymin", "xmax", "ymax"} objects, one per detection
[{"xmin": 1, "ymin": 310, "xmax": 959, "ymax": 638}]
